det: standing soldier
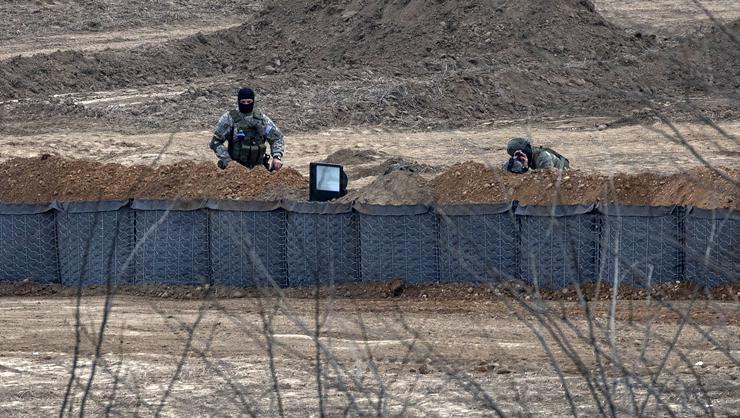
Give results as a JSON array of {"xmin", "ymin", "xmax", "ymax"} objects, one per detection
[
  {"xmin": 210, "ymin": 87, "xmax": 285, "ymax": 171},
  {"xmin": 504, "ymin": 137, "xmax": 569, "ymax": 173}
]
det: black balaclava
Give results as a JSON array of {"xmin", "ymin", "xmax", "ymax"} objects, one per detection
[{"xmin": 237, "ymin": 87, "xmax": 255, "ymax": 114}]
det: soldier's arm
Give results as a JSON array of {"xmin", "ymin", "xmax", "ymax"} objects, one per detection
[
  {"xmin": 261, "ymin": 114, "xmax": 285, "ymax": 159},
  {"xmin": 209, "ymin": 112, "xmax": 233, "ymax": 161},
  {"xmin": 534, "ymin": 151, "xmax": 556, "ymax": 169}
]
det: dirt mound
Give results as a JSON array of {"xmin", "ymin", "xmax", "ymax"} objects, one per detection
[
  {"xmin": 354, "ymin": 158, "xmax": 440, "ymax": 179},
  {"xmin": 324, "ymin": 148, "xmax": 440, "ymax": 180},
  {"xmin": 261, "ymin": 0, "xmax": 637, "ymax": 65},
  {"xmin": 0, "ymin": 155, "xmax": 307, "ymax": 203},
  {"xmin": 433, "ymin": 162, "xmax": 739, "ymax": 208},
  {"xmin": 0, "ymin": 156, "xmax": 735, "ymax": 207},
  {"xmin": 667, "ymin": 18, "xmax": 740, "ymax": 92},
  {"xmin": 3, "ymin": 0, "xmax": 737, "ymax": 128},
  {"xmin": 323, "ymin": 148, "xmax": 388, "ymax": 165},
  {"xmin": 339, "ymin": 171, "xmax": 434, "ymax": 205},
  {"xmin": 0, "ymin": 0, "xmax": 638, "ymax": 97}
]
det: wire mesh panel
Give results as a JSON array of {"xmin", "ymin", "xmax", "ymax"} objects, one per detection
[
  {"xmin": 57, "ymin": 202, "xmax": 134, "ymax": 286},
  {"xmin": 209, "ymin": 209, "xmax": 287, "ymax": 288},
  {"xmin": 357, "ymin": 205, "xmax": 438, "ymax": 283},
  {"xmin": 685, "ymin": 208, "xmax": 739, "ymax": 286},
  {"xmin": 0, "ymin": 205, "xmax": 59, "ymax": 283},
  {"xmin": 133, "ymin": 202, "xmax": 210, "ymax": 285},
  {"xmin": 286, "ymin": 203, "xmax": 358, "ymax": 287},
  {"xmin": 518, "ymin": 205, "xmax": 600, "ymax": 289},
  {"xmin": 437, "ymin": 204, "xmax": 518, "ymax": 283},
  {"xmin": 600, "ymin": 205, "xmax": 682, "ymax": 287}
]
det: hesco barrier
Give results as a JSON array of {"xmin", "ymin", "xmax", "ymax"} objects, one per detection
[{"xmin": 0, "ymin": 200, "xmax": 736, "ymax": 288}]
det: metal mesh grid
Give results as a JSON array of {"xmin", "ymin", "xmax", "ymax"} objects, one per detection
[
  {"xmin": 359, "ymin": 213, "xmax": 438, "ymax": 283},
  {"xmin": 57, "ymin": 208, "xmax": 134, "ymax": 286},
  {"xmin": 519, "ymin": 214, "xmax": 600, "ymax": 289},
  {"xmin": 133, "ymin": 210, "xmax": 211, "ymax": 285},
  {"xmin": 0, "ymin": 212, "xmax": 59, "ymax": 283},
  {"xmin": 210, "ymin": 210, "xmax": 287, "ymax": 287},
  {"xmin": 685, "ymin": 215, "xmax": 738, "ymax": 285},
  {"xmin": 437, "ymin": 213, "xmax": 518, "ymax": 283},
  {"xmin": 286, "ymin": 212, "xmax": 359, "ymax": 287},
  {"xmin": 0, "ymin": 202, "xmax": 734, "ymax": 289},
  {"xmin": 601, "ymin": 213, "xmax": 683, "ymax": 287}
]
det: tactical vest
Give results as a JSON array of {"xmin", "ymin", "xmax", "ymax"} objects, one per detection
[{"xmin": 227, "ymin": 110, "xmax": 267, "ymax": 168}]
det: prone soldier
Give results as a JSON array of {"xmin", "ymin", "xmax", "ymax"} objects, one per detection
[{"xmin": 504, "ymin": 137, "xmax": 569, "ymax": 173}]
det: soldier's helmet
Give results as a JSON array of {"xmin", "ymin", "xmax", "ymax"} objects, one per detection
[{"xmin": 506, "ymin": 137, "xmax": 532, "ymax": 157}]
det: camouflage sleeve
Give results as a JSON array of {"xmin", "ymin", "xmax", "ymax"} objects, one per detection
[
  {"xmin": 209, "ymin": 112, "xmax": 233, "ymax": 161},
  {"xmin": 534, "ymin": 151, "xmax": 556, "ymax": 169},
  {"xmin": 261, "ymin": 114, "xmax": 285, "ymax": 159},
  {"xmin": 534, "ymin": 150, "xmax": 569, "ymax": 169}
]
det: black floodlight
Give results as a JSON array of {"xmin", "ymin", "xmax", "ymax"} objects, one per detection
[{"xmin": 309, "ymin": 162, "xmax": 348, "ymax": 201}]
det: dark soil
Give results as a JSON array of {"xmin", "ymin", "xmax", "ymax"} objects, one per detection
[
  {"xmin": 1, "ymin": 1, "xmax": 738, "ymax": 133},
  {"xmin": 1, "ymin": 279, "xmax": 736, "ymax": 304},
  {"xmin": 0, "ymin": 155, "xmax": 307, "ymax": 203},
  {"xmin": 338, "ymin": 171, "xmax": 435, "ymax": 205},
  {"xmin": 432, "ymin": 162, "xmax": 739, "ymax": 209},
  {"xmin": 323, "ymin": 149, "xmax": 389, "ymax": 166},
  {"xmin": 0, "ymin": 156, "xmax": 736, "ymax": 208},
  {"xmin": 0, "ymin": 0, "xmax": 257, "ymax": 41},
  {"xmin": 323, "ymin": 149, "xmax": 440, "ymax": 180}
]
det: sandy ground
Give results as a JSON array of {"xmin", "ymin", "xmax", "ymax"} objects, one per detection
[
  {"xmin": 0, "ymin": 20, "xmax": 243, "ymax": 61},
  {"xmin": 1, "ymin": 120, "xmax": 737, "ymax": 189},
  {"xmin": 0, "ymin": 2, "xmax": 738, "ymax": 416},
  {"xmin": 0, "ymin": 295, "xmax": 737, "ymax": 416},
  {"xmin": 0, "ymin": 0, "xmax": 740, "ymax": 187},
  {"xmin": 596, "ymin": 0, "xmax": 740, "ymax": 36},
  {"xmin": 0, "ymin": 0, "xmax": 739, "ymax": 189}
]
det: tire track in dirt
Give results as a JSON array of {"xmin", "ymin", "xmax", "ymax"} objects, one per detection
[{"xmin": 0, "ymin": 21, "xmax": 243, "ymax": 60}]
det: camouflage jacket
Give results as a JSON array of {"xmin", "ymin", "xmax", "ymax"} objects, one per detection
[
  {"xmin": 532, "ymin": 147, "xmax": 570, "ymax": 170},
  {"xmin": 209, "ymin": 109, "xmax": 285, "ymax": 161}
]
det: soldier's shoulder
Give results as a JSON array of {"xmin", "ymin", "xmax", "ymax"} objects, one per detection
[{"xmin": 220, "ymin": 110, "xmax": 237, "ymax": 121}]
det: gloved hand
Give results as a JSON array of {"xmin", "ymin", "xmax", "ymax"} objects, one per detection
[
  {"xmin": 271, "ymin": 156, "xmax": 283, "ymax": 171},
  {"xmin": 217, "ymin": 159, "xmax": 229, "ymax": 170}
]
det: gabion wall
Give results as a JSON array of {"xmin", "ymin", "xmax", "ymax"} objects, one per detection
[{"xmin": 0, "ymin": 200, "xmax": 736, "ymax": 288}]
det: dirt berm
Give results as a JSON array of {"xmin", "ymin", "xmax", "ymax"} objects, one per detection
[
  {"xmin": 432, "ymin": 162, "xmax": 739, "ymax": 208},
  {"xmin": 0, "ymin": 156, "xmax": 736, "ymax": 208},
  {"xmin": 2, "ymin": 0, "xmax": 737, "ymax": 126},
  {"xmin": 0, "ymin": 156, "xmax": 307, "ymax": 202}
]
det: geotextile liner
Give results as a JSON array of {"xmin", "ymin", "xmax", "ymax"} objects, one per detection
[
  {"xmin": 285, "ymin": 201, "xmax": 358, "ymax": 287},
  {"xmin": 599, "ymin": 205, "xmax": 683, "ymax": 287},
  {"xmin": 208, "ymin": 201, "xmax": 287, "ymax": 288},
  {"xmin": 56, "ymin": 201, "xmax": 133, "ymax": 286},
  {"xmin": 131, "ymin": 200, "xmax": 210, "ymax": 286},
  {"xmin": 0, "ymin": 203, "xmax": 59, "ymax": 283},
  {"xmin": 437, "ymin": 203, "xmax": 518, "ymax": 284},
  {"xmin": 356, "ymin": 204, "xmax": 438, "ymax": 284},
  {"xmin": 684, "ymin": 207, "xmax": 739, "ymax": 286},
  {"xmin": 517, "ymin": 204, "xmax": 600, "ymax": 289},
  {"xmin": 0, "ymin": 200, "xmax": 736, "ymax": 289}
]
